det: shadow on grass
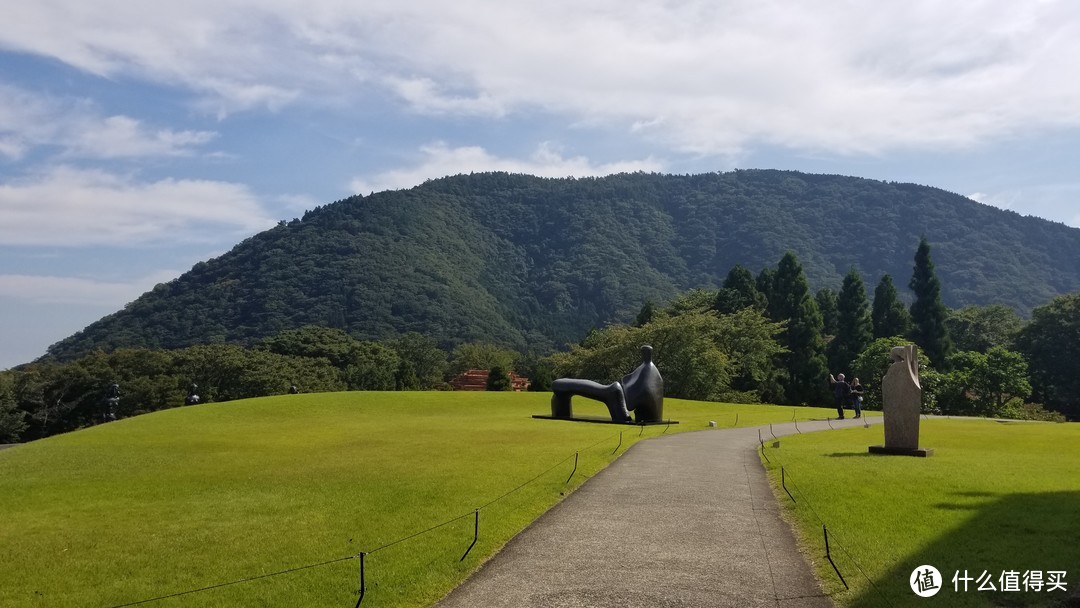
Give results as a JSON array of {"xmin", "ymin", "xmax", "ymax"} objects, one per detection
[
  {"xmin": 825, "ymin": 452, "xmax": 876, "ymax": 458},
  {"xmin": 844, "ymin": 491, "xmax": 1080, "ymax": 608}
]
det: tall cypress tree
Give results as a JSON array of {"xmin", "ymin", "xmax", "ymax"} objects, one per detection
[
  {"xmin": 909, "ymin": 237, "xmax": 953, "ymax": 368},
  {"xmin": 816, "ymin": 288, "xmax": 839, "ymax": 337},
  {"xmin": 771, "ymin": 252, "xmax": 829, "ymax": 405},
  {"xmin": 634, "ymin": 300, "xmax": 656, "ymax": 327},
  {"xmin": 757, "ymin": 267, "xmax": 777, "ymax": 319},
  {"xmin": 871, "ymin": 274, "xmax": 912, "ymax": 339},
  {"xmin": 715, "ymin": 265, "xmax": 767, "ymax": 313},
  {"xmin": 830, "ymin": 267, "xmax": 873, "ymax": 373}
]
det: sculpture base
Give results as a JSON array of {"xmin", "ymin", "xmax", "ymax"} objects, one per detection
[
  {"xmin": 869, "ymin": 445, "xmax": 934, "ymax": 457},
  {"xmin": 532, "ymin": 415, "xmax": 679, "ymax": 426}
]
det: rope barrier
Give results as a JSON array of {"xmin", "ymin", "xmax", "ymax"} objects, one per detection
[
  {"xmin": 760, "ymin": 433, "xmax": 896, "ymax": 608},
  {"xmin": 109, "ymin": 555, "xmax": 356, "ymax": 607},
  {"xmin": 109, "ymin": 425, "xmax": 635, "ymax": 607}
]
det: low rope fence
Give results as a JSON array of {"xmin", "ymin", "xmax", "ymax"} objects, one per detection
[
  {"xmin": 108, "ymin": 424, "xmax": 646, "ymax": 607},
  {"xmin": 759, "ymin": 420, "xmax": 896, "ymax": 608}
]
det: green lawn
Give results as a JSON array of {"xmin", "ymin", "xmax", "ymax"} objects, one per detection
[
  {"xmin": 0, "ymin": 391, "xmax": 837, "ymax": 608},
  {"xmin": 761, "ymin": 418, "xmax": 1080, "ymax": 607}
]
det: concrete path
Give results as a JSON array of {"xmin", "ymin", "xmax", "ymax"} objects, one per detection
[{"xmin": 436, "ymin": 417, "xmax": 875, "ymax": 608}]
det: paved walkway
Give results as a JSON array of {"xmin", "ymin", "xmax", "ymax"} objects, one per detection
[{"xmin": 436, "ymin": 417, "xmax": 874, "ymax": 608}]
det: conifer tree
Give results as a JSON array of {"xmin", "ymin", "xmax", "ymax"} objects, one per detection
[
  {"xmin": 486, "ymin": 366, "xmax": 511, "ymax": 391},
  {"xmin": 770, "ymin": 252, "xmax": 829, "ymax": 405},
  {"xmin": 634, "ymin": 300, "xmax": 656, "ymax": 327},
  {"xmin": 714, "ymin": 265, "xmax": 767, "ymax": 313},
  {"xmin": 757, "ymin": 267, "xmax": 777, "ymax": 320},
  {"xmin": 871, "ymin": 274, "xmax": 912, "ymax": 339},
  {"xmin": 816, "ymin": 288, "xmax": 839, "ymax": 337},
  {"xmin": 909, "ymin": 237, "xmax": 953, "ymax": 368},
  {"xmin": 829, "ymin": 267, "xmax": 873, "ymax": 373}
]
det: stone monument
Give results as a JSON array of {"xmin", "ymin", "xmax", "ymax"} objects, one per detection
[
  {"xmin": 869, "ymin": 344, "xmax": 933, "ymax": 457},
  {"xmin": 543, "ymin": 345, "xmax": 669, "ymax": 424}
]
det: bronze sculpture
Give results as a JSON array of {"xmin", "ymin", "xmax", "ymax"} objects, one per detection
[
  {"xmin": 550, "ymin": 345, "xmax": 664, "ymax": 423},
  {"xmin": 104, "ymin": 383, "xmax": 120, "ymax": 421}
]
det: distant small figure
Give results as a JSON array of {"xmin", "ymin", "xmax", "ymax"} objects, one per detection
[
  {"xmin": 850, "ymin": 377, "xmax": 864, "ymax": 419},
  {"xmin": 828, "ymin": 373, "xmax": 851, "ymax": 420},
  {"xmin": 104, "ymin": 383, "xmax": 120, "ymax": 421},
  {"xmin": 289, "ymin": 384, "xmax": 299, "ymax": 394},
  {"xmin": 185, "ymin": 383, "xmax": 201, "ymax": 405}
]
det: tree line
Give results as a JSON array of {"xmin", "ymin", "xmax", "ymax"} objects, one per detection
[
  {"xmin": 555, "ymin": 236, "xmax": 1075, "ymax": 422},
  {"xmin": 42, "ymin": 171, "xmax": 1080, "ymax": 364},
  {"xmin": 2, "ymin": 238, "xmax": 1078, "ymax": 443},
  {"xmin": 0, "ymin": 330, "xmax": 549, "ymax": 443}
]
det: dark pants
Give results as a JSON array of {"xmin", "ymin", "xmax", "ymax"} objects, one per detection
[
  {"xmin": 853, "ymin": 396, "xmax": 862, "ymax": 417},
  {"xmin": 835, "ymin": 398, "xmax": 845, "ymax": 419}
]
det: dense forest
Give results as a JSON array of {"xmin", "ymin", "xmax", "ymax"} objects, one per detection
[
  {"xmin": 5, "ymin": 241, "xmax": 1078, "ymax": 444},
  {"xmin": 41, "ymin": 170, "xmax": 1080, "ymax": 363}
]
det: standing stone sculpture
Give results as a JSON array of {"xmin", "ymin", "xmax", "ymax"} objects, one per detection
[
  {"xmin": 869, "ymin": 344, "xmax": 934, "ymax": 457},
  {"xmin": 546, "ymin": 345, "xmax": 667, "ymax": 424}
]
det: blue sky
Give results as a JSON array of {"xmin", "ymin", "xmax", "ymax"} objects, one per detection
[{"xmin": 2, "ymin": 1, "xmax": 1080, "ymax": 369}]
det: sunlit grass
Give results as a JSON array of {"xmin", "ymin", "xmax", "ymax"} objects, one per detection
[
  {"xmin": 762, "ymin": 419, "xmax": 1080, "ymax": 607},
  {"xmin": 0, "ymin": 392, "xmax": 838, "ymax": 608}
]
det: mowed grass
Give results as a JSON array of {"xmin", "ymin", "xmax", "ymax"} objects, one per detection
[
  {"xmin": 761, "ymin": 419, "xmax": 1080, "ymax": 607},
  {"xmin": 0, "ymin": 391, "xmax": 838, "ymax": 608}
]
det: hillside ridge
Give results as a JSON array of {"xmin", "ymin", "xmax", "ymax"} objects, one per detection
[{"xmin": 44, "ymin": 170, "xmax": 1080, "ymax": 361}]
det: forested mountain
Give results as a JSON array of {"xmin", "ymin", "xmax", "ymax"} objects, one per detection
[{"xmin": 43, "ymin": 170, "xmax": 1080, "ymax": 362}]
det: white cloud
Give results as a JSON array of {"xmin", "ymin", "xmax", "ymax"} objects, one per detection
[
  {"xmin": 0, "ymin": 166, "xmax": 277, "ymax": 246},
  {"xmin": 0, "ymin": 270, "xmax": 181, "ymax": 307},
  {"xmin": 3, "ymin": 2, "xmax": 1080, "ymax": 154},
  {"xmin": 62, "ymin": 115, "xmax": 217, "ymax": 159},
  {"xmin": 349, "ymin": 141, "xmax": 663, "ymax": 194},
  {"xmin": 383, "ymin": 76, "xmax": 505, "ymax": 117},
  {"xmin": 0, "ymin": 84, "xmax": 217, "ymax": 160}
]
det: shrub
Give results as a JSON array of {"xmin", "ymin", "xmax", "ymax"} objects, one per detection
[{"xmin": 997, "ymin": 400, "xmax": 1067, "ymax": 422}]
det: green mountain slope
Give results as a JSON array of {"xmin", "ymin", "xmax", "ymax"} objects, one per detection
[{"xmin": 44, "ymin": 170, "xmax": 1080, "ymax": 361}]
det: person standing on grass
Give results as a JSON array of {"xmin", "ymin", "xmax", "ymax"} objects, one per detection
[
  {"xmin": 828, "ymin": 373, "xmax": 851, "ymax": 419},
  {"xmin": 850, "ymin": 377, "xmax": 864, "ymax": 419}
]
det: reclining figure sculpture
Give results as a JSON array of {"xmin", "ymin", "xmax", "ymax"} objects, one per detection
[{"xmin": 550, "ymin": 345, "xmax": 664, "ymax": 423}]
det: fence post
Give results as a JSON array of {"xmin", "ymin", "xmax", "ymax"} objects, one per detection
[
  {"xmin": 782, "ymin": 467, "xmax": 796, "ymax": 503},
  {"xmin": 354, "ymin": 552, "xmax": 366, "ymax": 608},
  {"xmin": 460, "ymin": 509, "xmax": 479, "ymax": 562},
  {"xmin": 823, "ymin": 525, "xmax": 849, "ymax": 589}
]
